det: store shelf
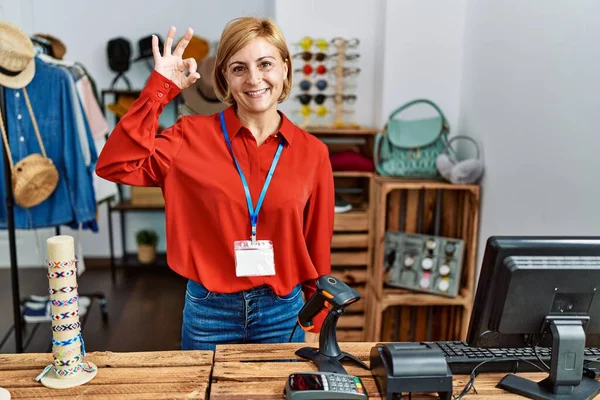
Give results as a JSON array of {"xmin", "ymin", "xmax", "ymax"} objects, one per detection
[
  {"xmin": 333, "ymin": 171, "xmax": 374, "ymax": 178},
  {"xmin": 380, "ymin": 288, "xmax": 471, "ymax": 308},
  {"xmin": 334, "ymin": 209, "xmax": 369, "ymax": 232},
  {"xmin": 375, "ymin": 176, "xmax": 480, "ymax": 194},
  {"xmin": 365, "ymin": 179, "xmax": 481, "ymax": 342},
  {"xmin": 331, "ymin": 233, "xmax": 369, "ymax": 249},
  {"xmin": 308, "ymin": 127, "xmax": 379, "ymax": 136},
  {"xmin": 331, "ymin": 251, "xmax": 369, "ymax": 266},
  {"xmin": 330, "ymin": 267, "xmax": 368, "ymax": 286},
  {"xmin": 111, "ymin": 200, "xmax": 165, "ymax": 211}
]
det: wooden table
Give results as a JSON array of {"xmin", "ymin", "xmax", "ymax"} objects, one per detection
[
  {"xmin": 210, "ymin": 342, "xmax": 575, "ymax": 399},
  {"xmin": 0, "ymin": 350, "xmax": 213, "ymax": 399}
]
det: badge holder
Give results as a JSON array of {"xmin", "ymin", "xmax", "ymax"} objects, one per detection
[{"xmin": 234, "ymin": 232, "xmax": 275, "ymax": 277}]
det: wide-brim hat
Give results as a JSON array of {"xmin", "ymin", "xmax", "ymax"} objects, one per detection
[
  {"xmin": 134, "ymin": 34, "xmax": 163, "ymax": 62},
  {"xmin": 181, "ymin": 56, "xmax": 227, "ymax": 115},
  {"xmin": 0, "ymin": 21, "xmax": 36, "ymax": 89},
  {"xmin": 181, "ymin": 35, "xmax": 210, "ymax": 62},
  {"xmin": 33, "ymin": 33, "xmax": 66, "ymax": 60}
]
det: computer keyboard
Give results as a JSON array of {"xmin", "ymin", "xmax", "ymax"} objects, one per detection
[{"xmin": 426, "ymin": 341, "xmax": 600, "ymax": 375}]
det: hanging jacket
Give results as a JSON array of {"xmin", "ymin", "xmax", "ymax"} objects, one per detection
[{"xmin": 0, "ymin": 57, "xmax": 98, "ymax": 231}]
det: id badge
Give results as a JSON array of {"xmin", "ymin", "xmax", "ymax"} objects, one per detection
[{"xmin": 234, "ymin": 240, "xmax": 276, "ymax": 277}]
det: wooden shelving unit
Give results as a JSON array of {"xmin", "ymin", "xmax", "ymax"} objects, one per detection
[
  {"xmin": 308, "ymin": 127, "xmax": 378, "ymax": 341},
  {"xmin": 364, "ymin": 176, "xmax": 480, "ymax": 342}
]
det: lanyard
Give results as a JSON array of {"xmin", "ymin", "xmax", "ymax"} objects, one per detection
[{"xmin": 219, "ymin": 111, "xmax": 284, "ymax": 243}]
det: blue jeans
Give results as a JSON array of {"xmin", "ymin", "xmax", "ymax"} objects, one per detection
[{"xmin": 181, "ymin": 280, "xmax": 306, "ymax": 350}]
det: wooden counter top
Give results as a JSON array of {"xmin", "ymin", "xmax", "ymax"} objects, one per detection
[
  {"xmin": 210, "ymin": 342, "xmax": 591, "ymax": 399},
  {"xmin": 0, "ymin": 350, "xmax": 213, "ymax": 399},
  {"xmin": 2, "ymin": 343, "xmax": 597, "ymax": 399}
]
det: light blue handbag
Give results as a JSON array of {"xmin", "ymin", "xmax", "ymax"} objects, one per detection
[{"xmin": 374, "ymin": 99, "xmax": 450, "ymax": 178}]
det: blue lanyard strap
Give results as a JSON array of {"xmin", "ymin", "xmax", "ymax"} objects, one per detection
[{"xmin": 219, "ymin": 111, "xmax": 284, "ymax": 242}]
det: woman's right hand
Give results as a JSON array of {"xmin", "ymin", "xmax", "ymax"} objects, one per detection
[{"xmin": 152, "ymin": 26, "xmax": 201, "ymax": 90}]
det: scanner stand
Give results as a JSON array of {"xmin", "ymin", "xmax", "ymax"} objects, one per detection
[
  {"xmin": 370, "ymin": 342, "xmax": 453, "ymax": 400},
  {"xmin": 295, "ymin": 308, "xmax": 370, "ymax": 374}
]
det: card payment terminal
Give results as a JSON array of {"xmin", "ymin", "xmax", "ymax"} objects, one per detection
[{"xmin": 284, "ymin": 372, "xmax": 368, "ymax": 399}]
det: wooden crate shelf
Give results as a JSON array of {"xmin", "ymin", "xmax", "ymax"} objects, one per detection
[
  {"xmin": 331, "ymin": 233, "xmax": 369, "ymax": 249},
  {"xmin": 307, "ymin": 127, "xmax": 378, "ymax": 136},
  {"xmin": 333, "ymin": 209, "xmax": 369, "ymax": 232},
  {"xmin": 364, "ymin": 177, "xmax": 480, "ymax": 342},
  {"xmin": 330, "ymin": 251, "xmax": 369, "ymax": 266},
  {"xmin": 330, "ymin": 267, "xmax": 368, "ymax": 286},
  {"xmin": 333, "ymin": 171, "xmax": 374, "ymax": 178},
  {"xmin": 380, "ymin": 304, "xmax": 467, "ymax": 342},
  {"xmin": 380, "ymin": 288, "xmax": 471, "ymax": 307},
  {"xmin": 311, "ymin": 127, "xmax": 377, "ymax": 342}
]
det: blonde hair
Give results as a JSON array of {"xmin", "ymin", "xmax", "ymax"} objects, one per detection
[{"xmin": 213, "ymin": 17, "xmax": 293, "ymax": 105}]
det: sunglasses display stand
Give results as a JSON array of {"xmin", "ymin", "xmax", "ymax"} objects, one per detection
[
  {"xmin": 293, "ymin": 36, "xmax": 360, "ymax": 130},
  {"xmin": 331, "ymin": 38, "xmax": 357, "ymax": 129}
]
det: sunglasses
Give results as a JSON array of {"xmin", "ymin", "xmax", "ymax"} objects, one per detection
[
  {"xmin": 298, "ymin": 36, "xmax": 329, "ymax": 51},
  {"xmin": 297, "ymin": 106, "xmax": 355, "ymax": 117},
  {"xmin": 296, "ymin": 94, "xmax": 328, "ymax": 105},
  {"xmin": 299, "ymin": 79, "xmax": 328, "ymax": 91},
  {"xmin": 293, "ymin": 52, "xmax": 361, "ymax": 62},
  {"xmin": 295, "ymin": 64, "xmax": 328, "ymax": 76},
  {"xmin": 293, "ymin": 51, "xmax": 328, "ymax": 62},
  {"xmin": 300, "ymin": 105, "xmax": 329, "ymax": 117},
  {"xmin": 296, "ymin": 94, "xmax": 358, "ymax": 106},
  {"xmin": 331, "ymin": 37, "xmax": 360, "ymax": 48},
  {"xmin": 336, "ymin": 67, "xmax": 361, "ymax": 77},
  {"xmin": 331, "ymin": 94, "xmax": 357, "ymax": 104}
]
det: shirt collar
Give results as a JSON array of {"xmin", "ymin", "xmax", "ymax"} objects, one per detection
[{"xmin": 221, "ymin": 105, "xmax": 295, "ymax": 146}]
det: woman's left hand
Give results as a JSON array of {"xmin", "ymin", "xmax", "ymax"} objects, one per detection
[{"xmin": 305, "ymin": 332, "xmax": 319, "ymax": 343}]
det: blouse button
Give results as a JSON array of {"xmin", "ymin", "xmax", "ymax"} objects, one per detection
[
  {"xmin": 164, "ymin": 83, "xmax": 170, "ymax": 89},
  {"xmin": 157, "ymin": 92, "xmax": 164, "ymax": 98}
]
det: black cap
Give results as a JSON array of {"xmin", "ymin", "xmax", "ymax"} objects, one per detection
[{"xmin": 134, "ymin": 34, "xmax": 164, "ymax": 62}]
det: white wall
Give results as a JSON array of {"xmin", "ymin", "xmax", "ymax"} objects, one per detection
[
  {"xmin": 459, "ymin": 0, "xmax": 600, "ymax": 272},
  {"xmin": 379, "ymin": 0, "xmax": 467, "ymax": 131}
]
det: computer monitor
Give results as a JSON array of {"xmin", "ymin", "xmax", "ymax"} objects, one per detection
[{"xmin": 466, "ymin": 236, "xmax": 600, "ymax": 399}]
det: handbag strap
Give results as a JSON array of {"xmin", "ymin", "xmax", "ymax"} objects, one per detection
[
  {"xmin": 388, "ymin": 99, "xmax": 448, "ymax": 129},
  {"xmin": 443, "ymin": 135, "xmax": 481, "ymax": 162},
  {"xmin": 0, "ymin": 87, "xmax": 47, "ymax": 172}
]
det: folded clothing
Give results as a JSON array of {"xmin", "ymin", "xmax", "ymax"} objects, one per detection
[{"xmin": 330, "ymin": 150, "xmax": 374, "ymax": 172}]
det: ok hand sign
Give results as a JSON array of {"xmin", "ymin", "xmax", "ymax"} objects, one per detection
[{"xmin": 152, "ymin": 26, "xmax": 201, "ymax": 90}]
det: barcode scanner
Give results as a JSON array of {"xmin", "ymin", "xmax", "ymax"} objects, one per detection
[
  {"xmin": 297, "ymin": 275, "xmax": 360, "ymax": 331},
  {"xmin": 295, "ymin": 275, "xmax": 369, "ymax": 374}
]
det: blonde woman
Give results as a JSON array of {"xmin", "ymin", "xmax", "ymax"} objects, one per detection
[{"xmin": 96, "ymin": 17, "xmax": 334, "ymax": 350}]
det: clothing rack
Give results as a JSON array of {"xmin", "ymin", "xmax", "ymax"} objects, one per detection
[
  {"xmin": 0, "ymin": 84, "xmax": 24, "ymax": 353},
  {"xmin": 0, "ymin": 84, "xmax": 109, "ymax": 354}
]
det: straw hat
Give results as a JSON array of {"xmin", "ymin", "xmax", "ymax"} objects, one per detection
[{"xmin": 0, "ymin": 21, "xmax": 36, "ymax": 89}]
